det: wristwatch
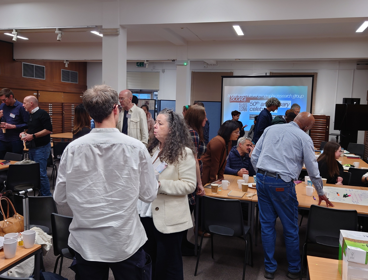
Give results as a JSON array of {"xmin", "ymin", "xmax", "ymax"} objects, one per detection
[{"xmin": 33, "ymin": 134, "xmax": 36, "ymax": 139}]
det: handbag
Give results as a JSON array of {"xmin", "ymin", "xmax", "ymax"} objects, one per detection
[{"xmin": 0, "ymin": 196, "xmax": 24, "ymax": 236}]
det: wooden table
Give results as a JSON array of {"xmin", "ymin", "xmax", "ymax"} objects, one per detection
[
  {"xmin": 51, "ymin": 132, "xmax": 73, "ymax": 140},
  {"xmin": 0, "ymin": 160, "xmax": 18, "ymax": 171},
  {"xmin": 0, "ymin": 244, "xmax": 42, "ymax": 280},
  {"xmin": 307, "ymin": 256, "xmax": 341, "ymax": 280},
  {"xmin": 338, "ymin": 155, "xmax": 368, "ymax": 169}
]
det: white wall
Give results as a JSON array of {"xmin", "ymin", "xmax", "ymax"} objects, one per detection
[{"xmin": 87, "ymin": 62, "xmax": 102, "ymax": 88}]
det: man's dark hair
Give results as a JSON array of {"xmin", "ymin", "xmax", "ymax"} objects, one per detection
[
  {"xmin": 231, "ymin": 110, "xmax": 241, "ymax": 117},
  {"xmin": 132, "ymin": 95, "xmax": 138, "ymax": 105},
  {"xmin": 193, "ymin": 101, "xmax": 204, "ymax": 108},
  {"xmin": 0, "ymin": 88, "xmax": 14, "ymax": 98}
]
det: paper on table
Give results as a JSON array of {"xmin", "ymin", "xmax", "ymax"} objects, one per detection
[
  {"xmin": 323, "ymin": 186, "xmax": 368, "ymax": 206},
  {"xmin": 227, "ymin": 190, "xmax": 245, "ymax": 198}
]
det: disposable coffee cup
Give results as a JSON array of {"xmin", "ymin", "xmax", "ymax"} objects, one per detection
[
  {"xmin": 237, "ymin": 180, "xmax": 245, "ymax": 189},
  {"xmin": 354, "ymin": 162, "xmax": 360, "ymax": 168},
  {"xmin": 211, "ymin": 183, "xmax": 219, "ymax": 194},
  {"xmin": 241, "ymin": 183, "xmax": 248, "ymax": 193},
  {"xmin": 23, "ymin": 230, "xmax": 36, "ymax": 249},
  {"xmin": 3, "ymin": 239, "xmax": 17, "ymax": 259},
  {"xmin": 1, "ymin": 128, "xmax": 5, "ymax": 133},
  {"xmin": 322, "ymin": 178, "xmax": 327, "ymax": 186},
  {"xmin": 305, "ymin": 176, "xmax": 310, "ymax": 184},
  {"xmin": 221, "ymin": 180, "xmax": 229, "ymax": 190},
  {"xmin": 4, "ymin": 233, "xmax": 18, "ymax": 241},
  {"xmin": 243, "ymin": 174, "xmax": 249, "ymax": 183},
  {"xmin": 253, "ymin": 175, "xmax": 257, "ymax": 184},
  {"xmin": 306, "ymin": 186, "xmax": 313, "ymax": 196}
]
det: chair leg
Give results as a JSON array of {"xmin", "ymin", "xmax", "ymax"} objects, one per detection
[
  {"xmin": 301, "ymin": 243, "xmax": 307, "ymax": 280},
  {"xmin": 59, "ymin": 255, "xmax": 64, "ymax": 275},
  {"xmin": 299, "ymin": 214, "xmax": 304, "ymax": 227},
  {"xmin": 210, "ymin": 232, "xmax": 214, "ymax": 259},
  {"xmin": 248, "ymin": 233, "xmax": 253, "ymax": 267},
  {"xmin": 53, "ymin": 255, "xmax": 61, "ymax": 274},
  {"xmin": 194, "ymin": 233, "xmax": 205, "ymax": 276},
  {"xmin": 243, "ymin": 237, "xmax": 247, "ymax": 280}
]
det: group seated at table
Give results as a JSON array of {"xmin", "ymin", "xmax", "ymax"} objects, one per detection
[{"xmin": 225, "ymin": 136, "xmax": 256, "ymax": 177}]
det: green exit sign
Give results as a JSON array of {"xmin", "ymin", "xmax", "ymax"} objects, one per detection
[{"xmin": 136, "ymin": 62, "xmax": 145, "ymax": 67}]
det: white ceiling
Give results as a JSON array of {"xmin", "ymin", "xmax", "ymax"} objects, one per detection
[{"xmin": 0, "ymin": 18, "xmax": 367, "ymax": 45}]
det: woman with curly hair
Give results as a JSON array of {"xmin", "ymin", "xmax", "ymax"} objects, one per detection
[
  {"xmin": 138, "ymin": 108, "xmax": 196, "ymax": 280},
  {"xmin": 201, "ymin": 120, "xmax": 240, "ymax": 185}
]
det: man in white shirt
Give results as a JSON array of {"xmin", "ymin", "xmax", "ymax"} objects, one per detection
[
  {"xmin": 117, "ymin": 89, "xmax": 149, "ymax": 145},
  {"xmin": 54, "ymin": 84, "xmax": 158, "ymax": 280}
]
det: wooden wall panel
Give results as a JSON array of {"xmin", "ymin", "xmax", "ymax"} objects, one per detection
[
  {"xmin": 39, "ymin": 91, "xmax": 64, "ymax": 103},
  {"xmin": 39, "ymin": 103, "xmax": 63, "ymax": 136},
  {"xmin": 0, "ymin": 41, "xmax": 87, "ymax": 94},
  {"xmin": 63, "ymin": 103, "xmax": 80, "ymax": 133},
  {"xmin": 10, "ymin": 89, "xmax": 38, "ymax": 103},
  {"xmin": 63, "ymin": 93, "xmax": 83, "ymax": 104},
  {"xmin": 310, "ymin": 115, "xmax": 330, "ymax": 149}
]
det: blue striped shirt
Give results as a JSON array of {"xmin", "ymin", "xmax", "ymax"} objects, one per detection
[{"xmin": 251, "ymin": 121, "xmax": 323, "ymax": 195}]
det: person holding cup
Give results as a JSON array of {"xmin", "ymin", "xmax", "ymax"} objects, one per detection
[
  {"xmin": 317, "ymin": 141, "xmax": 344, "ymax": 185},
  {"xmin": 225, "ymin": 136, "xmax": 255, "ymax": 177}
]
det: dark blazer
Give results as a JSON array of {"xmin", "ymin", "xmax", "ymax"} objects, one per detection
[
  {"xmin": 201, "ymin": 135, "xmax": 227, "ymax": 185},
  {"xmin": 225, "ymin": 146, "xmax": 256, "ymax": 176}
]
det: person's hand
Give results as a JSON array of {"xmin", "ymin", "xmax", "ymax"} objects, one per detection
[
  {"xmin": 3, "ymin": 123, "xmax": 16, "ymax": 129},
  {"xmin": 196, "ymin": 184, "xmax": 205, "ymax": 196},
  {"xmin": 237, "ymin": 168, "xmax": 248, "ymax": 177},
  {"xmin": 22, "ymin": 133, "xmax": 33, "ymax": 142},
  {"xmin": 318, "ymin": 194, "xmax": 334, "ymax": 207},
  {"xmin": 0, "ymin": 110, "xmax": 3, "ymax": 119},
  {"xmin": 242, "ymin": 124, "xmax": 248, "ymax": 129},
  {"xmin": 337, "ymin": 177, "xmax": 343, "ymax": 183}
]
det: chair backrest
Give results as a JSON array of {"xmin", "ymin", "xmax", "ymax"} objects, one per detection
[
  {"xmin": 47, "ymin": 151, "xmax": 53, "ymax": 167},
  {"xmin": 320, "ymin": 141, "xmax": 327, "ymax": 151},
  {"xmin": 6, "ymin": 164, "xmax": 40, "ymax": 192},
  {"xmin": 341, "ymin": 171, "xmax": 352, "ymax": 185},
  {"xmin": 347, "ymin": 143, "xmax": 365, "ymax": 159},
  {"xmin": 201, "ymin": 196, "xmax": 245, "ymax": 237},
  {"xmin": 51, "ymin": 213, "xmax": 73, "ymax": 256},
  {"xmin": 53, "ymin": 142, "xmax": 69, "ymax": 159},
  {"xmin": 306, "ymin": 205, "xmax": 358, "ymax": 245},
  {"xmin": 348, "ymin": 168, "xmax": 368, "ymax": 187},
  {"xmin": 4, "ymin": 152, "xmax": 23, "ymax": 161},
  {"xmin": 29, "ymin": 196, "xmax": 58, "ymax": 233}
]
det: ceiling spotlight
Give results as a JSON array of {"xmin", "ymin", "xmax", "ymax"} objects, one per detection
[
  {"xmin": 90, "ymin": 31, "xmax": 103, "ymax": 37},
  {"xmin": 4, "ymin": 31, "xmax": 28, "ymax": 41},
  {"xmin": 356, "ymin": 21, "xmax": 368, "ymax": 33},
  {"xmin": 233, "ymin": 25, "xmax": 244, "ymax": 36},
  {"xmin": 55, "ymin": 28, "xmax": 62, "ymax": 41},
  {"xmin": 64, "ymin": 60, "xmax": 69, "ymax": 68},
  {"xmin": 12, "ymin": 29, "xmax": 17, "ymax": 41}
]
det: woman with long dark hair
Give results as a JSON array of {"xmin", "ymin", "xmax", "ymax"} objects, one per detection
[
  {"xmin": 201, "ymin": 120, "xmax": 240, "ymax": 185},
  {"xmin": 141, "ymin": 104, "xmax": 155, "ymax": 140},
  {"xmin": 72, "ymin": 104, "xmax": 91, "ymax": 140},
  {"xmin": 138, "ymin": 109, "xmax": 196, "ymax": 280},
  {"xmin": 317, "ymin": 141, "xmax": 344, "ymax": 184}
]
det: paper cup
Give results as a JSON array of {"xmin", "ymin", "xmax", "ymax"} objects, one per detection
[
  {"xmin": 306, "ymin": 186, "xmax": 313, "ymax": 196},
  {"xmin": 221, "ymin": 180, "xmax": 229, "ymax": 190},
  {"xmin": 4, "ymin": 233, "xmax": 18, "ymax": 241},
  {"xmin": 23, "ymin": 230, "xmax": 36, "ymax": 249},
  {"xmin": 1, "ymin": 128, "xmax": 6, "ymax": 134},
  {"xmin": 237, "ymin": 180, "xmax": 245, "ymax": 189},
  {"xmin": 354, "ymin": 162, "xmax": 360, "ymax": 168},
  {"xmin": 253, "ymin": 175, "xmax": 257, "ymax": 184},
  {"xmin": 211, "ymin": 183, "xmax": 219, "ymax": 194},
  {"xmin": 241, "ymin": 183, "xmax": 248, "ymax": 192},
  {"xmin": 322, "ymin": 178, "xmax": 327, "ymax": 186},
  {"xmin": 243, "ymin": 174, "xmax": 249, "ymax": 183},
  {"xmin": 3, "ymin": 239, "xmax": 17, "ymax": 259}
]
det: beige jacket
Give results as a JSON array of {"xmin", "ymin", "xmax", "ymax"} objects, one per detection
[
  {"xmin": 152, "ymin": 147, "xmax": 197, "ymax": 234},
  {"xmin": 117, "ymin": 104, "xmax": 149, "ymax": 145}
]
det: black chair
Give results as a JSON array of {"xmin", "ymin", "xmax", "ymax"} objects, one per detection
[
  {"xmin": 347, "ymin": 143, "xmax": 365, "ymax": 159},
  {"xmin": 29, "ymin": 196, "xmax": 58, "ymax": 234},
  {"xmin": 341, "ymin": 171, "xmax": 352, "ymax": 185},
  {"xmin": 194, "ymin": 197, "xmax": 253, "ymax": 280},
  {"xmin": 301, "ymin": 205, "xmax": 358, "ymax": 278},
  {"xmin": 4, "ymin": 163, "xmax": 40, "ymax": 194},
  {"xmin": 320, "ymin": 141, "xmax": 327, "ymax": 150},
  {"xmin": 4, "ymin": 152, "xmax": 23, "ymax": 161},
  {"xmin": 348, "ymin": 168, "xmax": 368, "ymax": 187},
  {"xmin": 51, "ymin": 213, "xmax": 73, "ymax": 276},
  {"xmin": 53, "ymin": 142, "xmax": 69, "ymax": 162},
  {"xmin": 47, "ymin": 151, "xmax": 57, "ymax": 188}
]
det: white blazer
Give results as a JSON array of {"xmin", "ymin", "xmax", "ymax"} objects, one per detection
[{"xmin": 152, "ymin": 147, "xmax": 197, "ymax": 234}]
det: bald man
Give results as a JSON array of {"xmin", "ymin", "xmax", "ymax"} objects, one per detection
[
  {"xmin": 20, "ymin": 96, "xmax": 52, "ymax": 196},
  {"xmin": 251, "ymin": 112, "xmax": 333, "ymax": 279},
  {"xmin": 116, "ymin": 90, "xmax": 148, "ymax": 145}
]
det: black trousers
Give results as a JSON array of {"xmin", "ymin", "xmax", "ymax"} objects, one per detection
[
  {"xmin": 73, "ymin": 247, "xmax": 151, "ymax": 280},
  {"xmin": 141, "ymin": 217, "xmax": 185, "ymax": 280}
]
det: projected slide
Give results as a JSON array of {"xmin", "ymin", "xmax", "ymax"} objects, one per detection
[{"xmin": 221, "ymin": 76, "xmax": 314, "ymax": 129}]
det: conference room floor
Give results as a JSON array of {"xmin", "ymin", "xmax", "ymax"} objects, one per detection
[{"xmin": 45, "ymin": 167, "xmax": 336, "ymax": 280}]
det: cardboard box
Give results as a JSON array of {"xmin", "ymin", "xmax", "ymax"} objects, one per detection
[{"xmin": 339, "ymin": 230, "xmax": 368, "ymax": 280}]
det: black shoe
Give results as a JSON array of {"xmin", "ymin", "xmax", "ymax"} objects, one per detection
[
  {"xmin": 287, "ymin": 271, "xmax": 301, "ymax": 279},
  {"xmin": 264, "ymin": 270, "xmax": 275, "ymax": 279}
]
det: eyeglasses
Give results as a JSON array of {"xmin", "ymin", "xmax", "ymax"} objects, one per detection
[{"xmin": 114, "ymin": 104, "xmax": 122, "ymax": 113}]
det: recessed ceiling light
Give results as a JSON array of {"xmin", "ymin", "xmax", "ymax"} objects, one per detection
[
  {"xmin": 233, "ymin": 25, "xmax": 244, "ymax": 36},
  {"xmin": 4, "ymin": 33, "xmax": 28, "ymax": 40},
  {"xmin": 90, "ymin": 31, "xmax": 103, "ymax": 37},
  {"xmin": 356, "ymin": 21, "xmax": 368, "ymax": 33}
]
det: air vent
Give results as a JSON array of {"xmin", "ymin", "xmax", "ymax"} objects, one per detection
[
  {"xmin": 61, "ymin": 69, "xmax": 78, "ymax": 84},
  {"xmin": 22, "ymin": 63, "xmax": 45, "ymax": 80}
]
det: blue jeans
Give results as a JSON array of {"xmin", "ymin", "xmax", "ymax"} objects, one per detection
[
  {"xmin": 256, "ymin": 172, "xmax": 300, "ymax": 273},
  {"xmin": 29, "ymin": 143, "xmax": 51, "ymax": 196},
  {"xmin": 0, "ymin": 140, "xmax": 24, "ymax": 159}
]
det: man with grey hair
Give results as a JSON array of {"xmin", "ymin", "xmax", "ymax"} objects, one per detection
[
  {"xmin": 291, "ymin": 103, "xmax": 301, "ymax": 115},
  {"xmin": 225, "ymin": 136, "xmax": 255, "ymax": 177},
  {"xmin": 117, "ymin": 89, "xmax": 149, "ymax": 145},
  {"xmin": 252, "ymin": 97, "xmax": 281, "ymax": 144},
  {"xmin": 54, "ymin": 85, "xmax": 158, "ymax": 280}
]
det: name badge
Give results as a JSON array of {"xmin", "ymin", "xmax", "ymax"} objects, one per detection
[
  {"xmin": 155, "ymin": 162, "xmax": 168, "ymax": 174},
  {"xmin": 126, "ymin": 114, "xmax": 131, "ymax": 119},
  {"xmin": 9, "ymin": 113, "xmax": 15, "ymax": 118}
]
